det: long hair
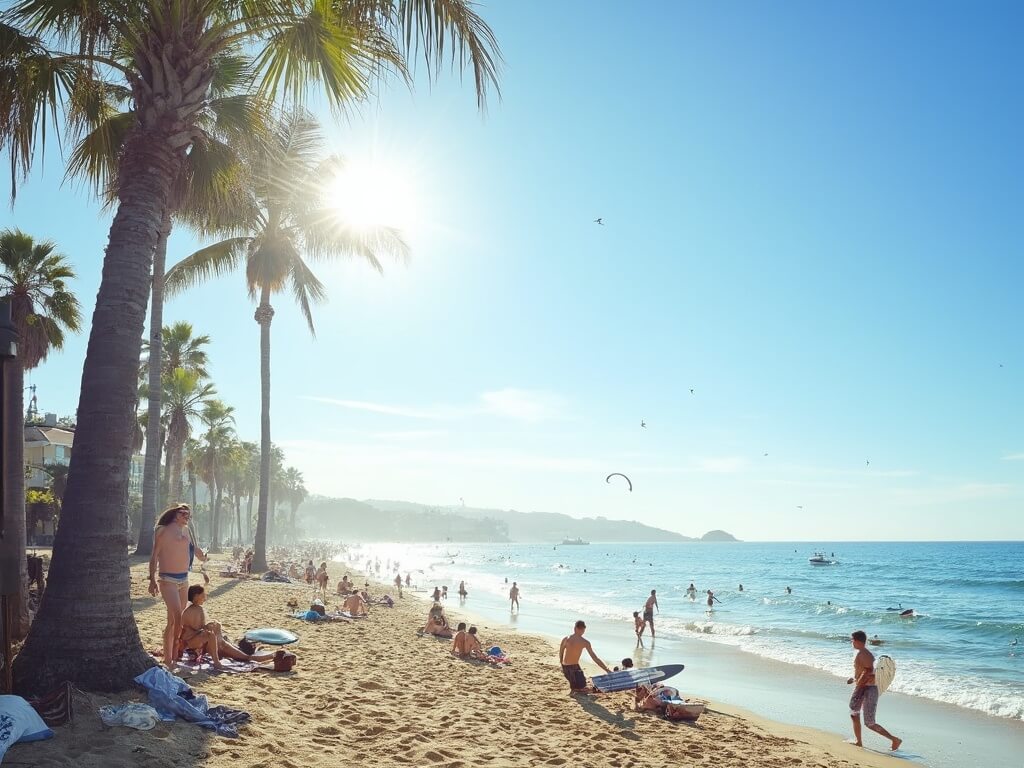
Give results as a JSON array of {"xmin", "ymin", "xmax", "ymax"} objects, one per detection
[{"xmin": 155, "ymin": 503, "xmax": 189, "ymax": 528}]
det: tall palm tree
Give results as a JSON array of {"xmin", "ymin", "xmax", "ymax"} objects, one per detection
[
  {"xmin": 3, "ymin": 0, "xmax": 500, "ymax": 695},
  {"xmin": 160, "ymin": 369, "xmax": 216, "ymax": 506},
  {"xmin": 283, "ymin": 466, "xmax": 307, "ymax": 542},
  {"xmin": 166, "ymin": 116, "xmax": 408, "ymax": 570},
  {"xmin": 134, "ymin": 322, "xmax": 211, "ymax": 554},
  {"xmin": 0, "ymin": 229, "xmax": 82, "ymax": 639},
  {"xmin": 196, "ymin": 400, "xmax": 235, "ymax": 550},
  {"xmin": 240, "ymin": 440, "xmax": 260, "ymax": 541}
]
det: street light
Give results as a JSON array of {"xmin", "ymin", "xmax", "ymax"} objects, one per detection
[{"xmin": 0, "ymin": 298, "xmax": 19, "ymax": 691}]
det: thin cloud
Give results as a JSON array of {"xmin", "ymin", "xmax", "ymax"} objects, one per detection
[
  {"xmin": 1002, "ymin": 453, "xmax": 1024, "ymax": 461},
  {"xmin": 303, "ymin": 388, "xmax": 565, "ymax": 423},
  {"xmin": 695, "ymin": 457, "xmax": 748, "ymax": 474}
]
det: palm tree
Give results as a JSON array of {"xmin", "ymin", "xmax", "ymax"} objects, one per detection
[
  {"xmin": 0, "ymin": 229, "xmax": 82, "ymax": 639},
  {"xmin": 165, "ymin": 116, "xmax": 408, "ymax": 570},
  {"xmin": 283, "ymin": 467, "xmax": 308, "ymax": 542},
  {"xmin": 160, "ymin": 369, "xmax": 216, "ymax": 506},
  {"xmin": 240, "ymin": 441, "xmax": 260, "ymax": 541},
  {"xmin": 4, "ymin": 0, "xmax": 500, "ymax": 696},
  {"xmin": 196, "ymin": 400, "xmax": 235, "ymax": 551},
  {"xmin": 134, "ymin": 322, "xmax": 211, "ymax": 554}
]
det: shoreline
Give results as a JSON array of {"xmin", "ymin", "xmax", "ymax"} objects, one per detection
[
  {"xmin": 390, "ymin": 557, "xmax": 1024, "ymax": 768},
  {"xmin": 17, "ymin": 556, "xmax": 906, "ymax": 767}
]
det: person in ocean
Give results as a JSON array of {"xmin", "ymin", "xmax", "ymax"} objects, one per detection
[
  {"xmin": 643, "ymin": 590, "xmax": 659, "ymax": 637},
  {"xmin": 509, "ymin": 582, "xmax": 521, "ymax": 611},
  {"xmin": 686, "ymin": 583, "xmax": 697, "ymax": 600},
  {"xmin": 847, "ymin": 630, "xmax": 902, "ymax": 751},
  {"xmin": 458, "ymin": 580, "xmax": 468, "ymax": 598},
  {"xmin": 148, "ymin": 504, "xmax": 207, "ymax": 667}
]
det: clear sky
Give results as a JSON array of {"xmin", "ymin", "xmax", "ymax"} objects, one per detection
[{"xmin": 2, "ymin": 1, "xmax": 1022, "ymax": 541}]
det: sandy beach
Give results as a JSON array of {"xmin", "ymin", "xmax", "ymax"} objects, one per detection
[{"xmin": 12, "ymin": 558, "xmax": 906, "ymax": 768}]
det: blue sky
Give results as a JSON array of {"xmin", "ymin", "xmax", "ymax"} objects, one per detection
[{"xmin": 2, "ymin": 1, "xmax": 1022, "ymax": 540}]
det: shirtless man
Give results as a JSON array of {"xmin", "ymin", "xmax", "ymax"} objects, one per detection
[
  {"xmin": 394, "ymin": 573, "xmax": 403, "ymax": 597},
  {"xmin": 451, "ymin": 622, "xmax": 469, "ymax": 657},
  {"xmin": 343, "ymin": 590, "xmax": 368, "ymax": 617},
  {"xmin": 847, "ymin": 630, "xmax": 902, "ymax": 751},
  {"xmin": 148, "ymin": 504, "xmax": 208, "ymax": 666},
  {"xmin": 509, "ymin": 581, "xmax": 521, "ymax": 611},
  {"xmin": 559, "ymin": 620, "xmax": 611, "ymax": 694},
  {"xmin": 178, "ymin": 585, "xmax": 275, "ymax": 666},
  {"xmin": 643, "ymin": 589, "xmax": 659, "ymax": 637}
]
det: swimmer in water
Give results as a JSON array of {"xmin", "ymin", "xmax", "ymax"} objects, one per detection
[{"xmin": 686, "ymin": 583, "xmax": 697, "ymax": 600}]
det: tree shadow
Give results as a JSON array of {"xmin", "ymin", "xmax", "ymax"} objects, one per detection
[{"xmin": 573, "ymin": 695, "xmax": 641, "ymax": 740}]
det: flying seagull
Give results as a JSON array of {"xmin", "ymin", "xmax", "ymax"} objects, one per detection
[
  {"xmin": 594, "ymin": 218, "xmax": 604, "ymax": 225},
  {"xmin": 796, "ymin": 505, "xmax": 804, "ymax": 509},
  {"xmin": 689, "ymin": 388, "xmax": 695, "ymax": 395},
  {"xmin": 764, "ymin": 452, "xmax": 769, "ymax": 457},
  {"xmin": 866, "ymin": 460, "xmax": 870, "ymax": 467},
  {"xmin": 641, "ymin": 420, "xmax": 646, "ymax": 428}
]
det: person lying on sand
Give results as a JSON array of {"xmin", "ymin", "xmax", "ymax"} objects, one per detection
[
  {"xmin": 178, "ymin": 585, "xmax": 276, "ymax": 666},
  {"xmin": 342, "ymin": 591, "xmax": 368, "ymax": 617},
  {"xmin": 422, "ymin": 602, "xmax": 453, "ymax": 638}
]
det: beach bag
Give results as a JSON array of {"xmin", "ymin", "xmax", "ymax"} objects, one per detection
[
  {"xmin": 664, "ymin": 699, "xmax": 706, "ymax": 722},
  {"xmin": 273, "ymin": 651, "xmax": 296, "ymax": 672}
]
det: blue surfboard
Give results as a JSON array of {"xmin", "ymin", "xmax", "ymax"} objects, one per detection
[
  {"xmin": 591, "ymin": 664, "xmax": 685, "ymax": 693},
  {"xmin": 244, "ymin": 627, "xmax": 299, "ymax": 645}
]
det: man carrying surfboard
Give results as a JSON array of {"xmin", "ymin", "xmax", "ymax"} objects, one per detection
[
  {"xmin": 559, "ymin": 620, "xmax": 612, "ymax": 694},
  {"xmin": 847, "ymin": 630, "xmax": 902, "ymax": 752}
]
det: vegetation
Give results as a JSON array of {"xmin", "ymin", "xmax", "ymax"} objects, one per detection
[{"xmin": 1, "ymin": 0, "xmax": 501, "ymax": 694}]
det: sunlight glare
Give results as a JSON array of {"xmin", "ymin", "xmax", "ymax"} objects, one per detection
[{"xmin": 325, "ymin": 157, "xmax": 421, "ymax": 238}]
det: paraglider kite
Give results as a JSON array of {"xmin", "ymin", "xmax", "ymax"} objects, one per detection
[{"xmin": 605, "ymin": 473, "xmax": 633, "ymax": 492}]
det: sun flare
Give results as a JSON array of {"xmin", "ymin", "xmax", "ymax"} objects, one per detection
[{"xmin": 325, "ymin": 156, "xmax": 421, "ymax": 236}]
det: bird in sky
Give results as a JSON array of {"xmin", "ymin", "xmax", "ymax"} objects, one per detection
[
  {"xmin": 640, "ymin": 420, "xmax": 646, "ymax": 428},
  {"xmin": 764, "ymin": 453, "xmax": 769, "ymax": 457},
  {"xmin": 796, "ymin": 505, "xmax": 804, "ymax": 509},
  {"xmin": 689, "ymin": 388, "xmax": 695, "ymax": 394},
  {"xmin": 594, "ymin": 218, "xmax": 604, "ymax": 225},
  {"xmin": 866, "ymin": 460, "xmax": 870, "ymax": 466}
]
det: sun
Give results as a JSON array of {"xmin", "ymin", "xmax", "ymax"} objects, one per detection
[{"xmin": 325, "ymin": 156, "xmax": 421, "ymax": 236}]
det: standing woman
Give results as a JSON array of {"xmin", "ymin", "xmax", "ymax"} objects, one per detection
[{"xmin": 148, "ymin": 504, "xmax": 208, "ymax": 664}]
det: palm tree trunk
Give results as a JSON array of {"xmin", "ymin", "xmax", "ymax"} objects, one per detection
[
  {"xmin": 3, "ymin": 361, "xmax": 30, "ymax": 639},
  {"xmin": 246, "ymin": 493, "xmax": 254, "ymax": 542},
  {"xmin": 135, "ymin": 212, "xmax": 170, "ymax": 555},
  {"xmin": 190, "ymin": 472, "xmax": 198, "ymax": 514},
  {"xmin": 211, "ymin": 468, "xmax": 223, "ymax": 552},
  {"xmin": 235, "ymin": 495, "xmax": 242, "ymax": 546},
  {"xmin": 252, "ymin": 291, "xmax": 274, "ymax": 572},
  {"xmin": 12, "ymin": 129, "xmax": 183, "ymax": 695},
  {"xmin": 168, "ymin": 440, "xmax": 184, "ymax": 503}
]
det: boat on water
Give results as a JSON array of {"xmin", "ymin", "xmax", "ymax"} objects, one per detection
[
  {"xmin": 809, "ymin": 552, "xmax": 833, "ymax": 565},
  {"xmin": 560, "ymin": 537, "xmax": 590, "ymax": 545}
]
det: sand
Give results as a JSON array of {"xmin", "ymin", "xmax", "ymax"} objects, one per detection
[{"xmin": 11, "ymin": 558, "xmax": 907, "ymax": 768}]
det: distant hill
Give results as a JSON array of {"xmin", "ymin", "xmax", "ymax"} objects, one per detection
[
  {"xmin": 300, "ymin": 497, "xmax": 511, "ymax": 542},
  {"xmin": 701, "ymin": 529, "xmax": 740, "ymax": 542},
  {"xmin": 362, "ymin": 499, "xmax": 696, "ymax": 543}
]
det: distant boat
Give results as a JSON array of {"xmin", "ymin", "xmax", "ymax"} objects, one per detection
[
  {"xmin": 809, "ymin": 552, "xmax": 833, "ymax": 565},
  {"xmin": 560, "ymin": 537, "xmax": 590, "ymax": 545}
]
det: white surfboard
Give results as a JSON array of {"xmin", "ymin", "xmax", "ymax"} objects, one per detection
[{"xmin": 875, "ymin": 655, "xmax": 896, "ymax": 694}]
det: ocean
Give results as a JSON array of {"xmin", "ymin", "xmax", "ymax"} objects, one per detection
[{"xmin": 342, "ymin": 540, "xmax": 1024, "ymax": 767}]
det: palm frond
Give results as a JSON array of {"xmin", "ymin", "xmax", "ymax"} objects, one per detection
[
  {"xmin": 288, "ymin": 254, "xmax": 326, "ymax": 334},
  {"xmin": 164, "ymin": 237, "xmax": 252, "ymax": 296}
]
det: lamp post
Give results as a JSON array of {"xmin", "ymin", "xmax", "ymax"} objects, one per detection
[{"xmin": 0, "ymin": 298, "xmax": 20, "ymax": 692}]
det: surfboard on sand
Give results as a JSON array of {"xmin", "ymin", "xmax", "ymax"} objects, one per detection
[
  {"xmin": 591, "ymin": 664, "xmax": 685, "ymax": 693},
  {"xmin": 244, "ymin": 627, "xmax": 299, "ymax": 645},
  {"xmin": 875, "ymin": 655, "xmax": 896, "ymax": 694}
]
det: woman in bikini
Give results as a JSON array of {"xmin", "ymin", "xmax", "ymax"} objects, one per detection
[
  {"xmin": 148, "ymin": 504, "xmax": 207, "ymax": 665},
  {"xmin": 178, "ymin": 585, "xmax": 275, "ymax": 665}
]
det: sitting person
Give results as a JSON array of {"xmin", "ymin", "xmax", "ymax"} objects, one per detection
[
  {"xmin": 336, "ymin": 574, "xmax": 353, "ymax": 596},
  {"xmin": 342, "ymin": 590, "xmax": 368, "ymax": 617},
  {"xmin": 178, "ymin": 585, "xmax": 276, "ymax": 666},
  {"xmin": 463, "ymin": 626, "xmax": 487, "ymax": 659},
  {"xmin": 635, "ymin": 682, "xmax": 680, "ymax": 712},
  {"xmin": 422, "ymin": 602, "xmax": 452, "ymax": 638},
  {"xmin": 451, "ymin": 622, "xmax": 469, "ymax": 656}
]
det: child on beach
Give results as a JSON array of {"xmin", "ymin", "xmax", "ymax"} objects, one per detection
[{"xmin": 633, "ymin": 611, "xmax": 645, "ymax": 647}]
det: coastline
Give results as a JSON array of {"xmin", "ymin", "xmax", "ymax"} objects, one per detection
[
  {"xmin": 17, "ymin": 557, "xmax": 905, "ymax": 767},
  {"xmin": 398, "ymin": 564, "xmax": 1024, "ymax": 768}
]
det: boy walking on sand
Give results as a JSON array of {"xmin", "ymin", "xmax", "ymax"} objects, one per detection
[{"xmin": 847, "ymin": 630, "xmax": 902, "ymax": 751}]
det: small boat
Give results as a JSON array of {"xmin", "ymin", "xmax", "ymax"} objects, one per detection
[
  {"xmin": 809, "ymin": 552, "xmax": 831, "ymax": 565},
  {"xmin": 560, "ymin": 537, "xmax": 590, "ymax": 545}
]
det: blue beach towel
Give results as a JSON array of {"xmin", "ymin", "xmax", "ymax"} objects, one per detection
[{"xmin": 134, "ymin": 667, "xmax": 250, "ymax": 738}]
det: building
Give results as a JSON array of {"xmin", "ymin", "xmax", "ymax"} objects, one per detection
[{"xmin": 24, "ymin": 414, "xmax": 73, "ymax": 490}]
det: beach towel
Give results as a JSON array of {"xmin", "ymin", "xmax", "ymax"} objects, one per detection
[
  {"xmin": 28, "ymin": 682, "xmax": 74, "ymax": 727},
  {"xmin": 176, "ymin": 656, "xmax": 258, "ymax": 674},
  {"xmin": 0, "ymin": 695, "xmax": 55, "ymax": 762},
  {"xmin": 134, "ymin": 667, "xmax": 250, "ymax": 738},
  {"xmin": 98, "ymin": 703, "xmax": 160, "ymax": 730}
]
